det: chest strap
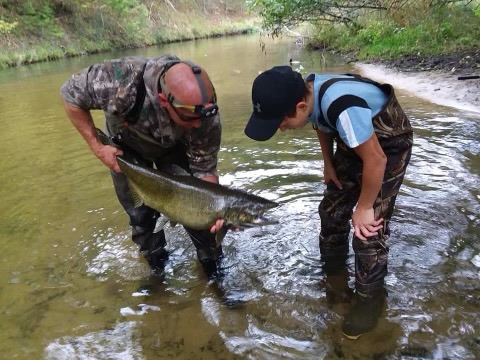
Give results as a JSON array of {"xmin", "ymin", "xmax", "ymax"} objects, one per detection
[{"xmin": 315, "ymin": 75, "xmax": 389, "ymax": 131}]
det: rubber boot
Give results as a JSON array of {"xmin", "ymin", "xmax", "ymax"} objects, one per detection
[
  {"xmin": 140, "ymin": 230, "xmax": 169, "ymax": 275},
  {"xmin": 322, "ymin": 255, "xmax": 353, "ymax": 306},
  {"xmin": 199, "ymin": 256, "xmax": 224, "ymax": 280},
  {"xmin": 341, "ymin": 289, "xmax": 386, "ymax": 339},
  {"xmin": 184, "ymin": 228, "xmax": 223, "ymax": 280},
  {"xmin": 144, "ymin": 245, "xmax": 169, "ymax": 274},
  {"xmin": 325, "ymin": 268, "xmax": 353, "ymax": 306}
]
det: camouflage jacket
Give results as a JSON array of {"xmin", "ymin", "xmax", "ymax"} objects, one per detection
[{"xmin": 60, "ymin": 54, "xmax": 221, "ymax": 178}]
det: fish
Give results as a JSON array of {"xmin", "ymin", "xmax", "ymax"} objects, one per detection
[{"xmin": 96, "ymin": 128, "xmax": 279, "ymax": 242}]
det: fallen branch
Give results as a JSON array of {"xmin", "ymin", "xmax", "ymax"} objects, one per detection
[
  {"xmin": 164, "ymin": 0, "xmax": 177, "ymax": 12},
  {"xmin": 458, "ymin": 75, "xmax": 479, "ymax": 80}
]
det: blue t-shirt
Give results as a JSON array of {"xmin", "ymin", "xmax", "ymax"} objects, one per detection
[{"xmin": 306, "ymin": 74, "xmax": 388, "ymax": 148}]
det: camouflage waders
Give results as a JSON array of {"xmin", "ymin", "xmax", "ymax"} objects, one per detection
[{"xmin": 319, "ymin": 84, "xmax": 413, "ymax": 296}]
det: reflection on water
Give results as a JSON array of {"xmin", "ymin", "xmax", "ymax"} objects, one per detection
[
  {"xmin": 0, "ymin": 34, "xmax": 479, "ymax": 359},
  {"xmin": 45, "ymin": 322, "xmax": 143, "ymax": 359}
]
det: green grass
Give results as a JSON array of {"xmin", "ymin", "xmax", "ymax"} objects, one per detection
[
  {"xmin": 0, "ymin": 0, "xmax": 257, "ymax": 69},
  {"xmin": 310, "ymin": 2, "xmax": 480, "ymax": 60}
]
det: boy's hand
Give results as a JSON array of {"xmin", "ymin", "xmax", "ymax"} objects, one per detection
[
  {"xmin": 352, "ymin": 206, "xmax": 383, "ymax": 241},
  {"xmin": 324, "ymin": 163, "xmax": 343, "ymax": 189}
]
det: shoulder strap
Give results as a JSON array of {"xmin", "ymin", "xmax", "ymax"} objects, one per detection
[
  {"xmin": 316, "ymin": 75, "xmax": 377, "ymax": 127},
  {"xmin": 125, "ymin": 59, "xmax": 185, "ymax": 123},
  {"xmin": 317, "ymin": 77, "xmax": 368, "ymax": 101},
  {"xmin": 125, "ymin": 62, "xmax": 148, "ymax": 123},
  {"xmin": 127, "ymin": 59, "xmax": 216, "ymax": 123},
  {"xmin": 159, "ymin": 59, "xmax": 216, "ymax": 103}
]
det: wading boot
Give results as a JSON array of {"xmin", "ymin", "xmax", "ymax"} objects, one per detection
[
  {"xmin": 201, "ymin": 257, "xmax": 244, "ymax": 308},
  {"xmin": 141, "ymin": 230, "xmax": 169, "ymax": 275},
  {"xmin": 324, "ymin": 270, "xmax": 354, "ymax": 307},
  {"xmin": 322, "ymin": 255, "xmax": 353, "ymax": 307},
  {"xmin": 199, "ymin": 256, "xmax": 224, "ymax": 280},
  {"xmin": 144, "ymin": 247, "xmax": 169, "ymax": 275},
  {"xmin": 341, "ymin": 289, "xmax": 386, "ymax": 340},
  {"xmin": 134, "ymin": 226, "xmax": 169, "ymax": 275}
]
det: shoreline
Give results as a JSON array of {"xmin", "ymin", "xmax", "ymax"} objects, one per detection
[{"xmin": 353, "ymin": 63, "xmax": 480, "ymax": 114}]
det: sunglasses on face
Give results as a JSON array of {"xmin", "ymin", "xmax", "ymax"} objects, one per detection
[{"xmin": 160, "ymin": 74, "xmax": 219, "ymax": 122}]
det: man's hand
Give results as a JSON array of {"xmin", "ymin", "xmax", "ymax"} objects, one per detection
[
  {"xmin": 210, "ymin": 219, "xmax": 224, "ymax": 233},
  {"xmin": 200, "ymin": 175, "xmax": 241, "ymax": 234},
  {"xmin": 198, "ymin": 174, "xmax": 226, "ymax": 234},
  {"xmin": 209, "ymin": 219, "xmax": 241, "ymax": 234},
  {"xmin": 352, "ymin": 205, "xmax": 383, "ymax": 241},
  {"xmin": 93, "ymin": 144, "xmax": 123, "ymax": 173}
]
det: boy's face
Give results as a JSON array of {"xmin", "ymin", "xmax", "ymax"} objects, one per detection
[{"xmin": 278, "ymin": 101, "xmax": 309, "ymax": 132}]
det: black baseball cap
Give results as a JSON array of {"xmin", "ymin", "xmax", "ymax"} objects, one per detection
[{"xmin": 244, "ymin": 66, "xmax": 306, "ymax": 141}]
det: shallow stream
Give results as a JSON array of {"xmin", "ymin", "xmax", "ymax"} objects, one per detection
[{"xmin": 0, "ymin": 34, "xmax": 478, "ymax": 359}]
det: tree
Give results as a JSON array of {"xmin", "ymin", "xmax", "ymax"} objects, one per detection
[
  {"xmin": 247, "ymin": 0, "xmax": 388, "ymax": 33},
  {"xmin": 247, "ymin": 0, "xmax": 478, "ymax": 33}
]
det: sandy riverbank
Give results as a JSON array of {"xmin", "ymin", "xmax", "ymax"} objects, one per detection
[{"xmin": 354, "ymin": 63, "xmax": 480, "ymax": 113}]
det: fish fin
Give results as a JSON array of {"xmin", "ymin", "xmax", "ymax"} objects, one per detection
[
  {"xmin": 128, "ymin": 185, "xmax": 144, "ymax": 208},
  {"xmin": 169, "ymin": 221, "xmax": 178, "ymax": 228},
  {"xmin": 215, "ymin": 225, "xmax": 229, "ymax": 247},
  {"xmin": 95, "ymin": 128, "xmax": 118, "ymax": 148},
  {"xmin": 157, "ymin": 164, "xmax": 190, "ymax": 176},
  {"xmin": 154, "ymin": 215, "xmax": 170, "ymax": 233},
  {"xmin": 95, "ymin": 128, "xmax": 142, "ymax": 164}
]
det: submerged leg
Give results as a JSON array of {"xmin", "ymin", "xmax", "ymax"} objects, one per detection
[
  {"xmin": 153, "ymin": 149, "xmax": 224, "ymax": 279},
  {"xmin": 184, "ymin": 228, "xmax": 224, "ymax": 279},
  {"xmin": 110, "ymin": 169, "xmax": 168, "ymax": 272},
  {"xmin": 319, "ymin": 148, "xmax": 361, "ymax": 308},
  {"xmin": 343, "ymin": 134, "xmax": 413, "ymax": 339}
]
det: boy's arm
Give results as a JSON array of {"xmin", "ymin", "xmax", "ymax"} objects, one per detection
[
  {"xmin": 316, "ymin": 129, "xmax": 343, "ymax": 189},
  {"xmin": 351, "ymin": 133, "xmax": 386, "ymax": 240}
]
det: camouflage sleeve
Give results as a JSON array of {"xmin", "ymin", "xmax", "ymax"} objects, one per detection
[
  {"xmin": 186, "ymin": 113, "xmax": 222, "ymax": 178},
  {"xmin": 60, "ymin": 58, "xmax": 145, "ymax": 116},
  {"xmin": 60, "ymin": 65, "xmax": 101, "ymax": 110}
]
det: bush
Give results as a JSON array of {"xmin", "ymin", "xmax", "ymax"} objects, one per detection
[
  {"xmin": 0, "ymin": 0, "xmax": 254, "ymax": 68},
  {"xmin": 309, "ymin": 0, "xmax": 480, "ymax": 60}
]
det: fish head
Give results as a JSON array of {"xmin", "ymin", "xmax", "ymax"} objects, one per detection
[{"xmin": 224, "ymin": 195, "xmax": 279, "ymax": 228}]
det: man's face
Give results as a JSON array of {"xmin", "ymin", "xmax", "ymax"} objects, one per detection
[{"xmin": 160, "ymin": 97, "xmax": 203, "ymax": 129}]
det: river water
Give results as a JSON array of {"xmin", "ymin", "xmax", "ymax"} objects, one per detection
[{"xmin": 0, "ymin": 34, "xmax": 478, "ymax": 359}]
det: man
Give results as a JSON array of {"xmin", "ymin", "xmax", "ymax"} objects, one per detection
[
  {"xmin": 244, "ymin": 66, "xmax": 413, "ymax": 339},
  {"xmin": 61, "ymin": 54, "xmax": 225, "ymax": 278}
]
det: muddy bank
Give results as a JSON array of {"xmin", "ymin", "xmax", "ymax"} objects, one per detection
[
  {"xmin": 377, "ymin": 50, "xmax": 479, "ymax": 75},
  {"xmin": 353, "ymin": 50, "xmax": 480, "ymax": 113}
]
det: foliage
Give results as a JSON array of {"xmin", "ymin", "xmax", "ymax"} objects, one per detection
[
  {"xmin": 249, "ymin": 0, "xmax": 480, "ymax": 59},
  {"xmin": 0, "ymin": 0, "xmax": 254, "ymax": 68},
  {"xmin": 247, "ymin": 0, "xmax": 388, "ymax": 32},
  {"xmin": 1, "ymin": 0, "xmax": 64, "ymax": 37},
  {"xmin": 0, "ymin": 19, "xmax": 17, "ymax": 35},
  {"xmin": 353, "ymin": 2, "xmax": 480, "ymax": 58}
]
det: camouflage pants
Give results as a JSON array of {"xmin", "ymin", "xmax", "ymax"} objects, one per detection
[
  {"xmin": 319, "ymin": 133, "xmax": 413, "ymax": 295},
  {"xmin": 110, "ymin": 142, "xmax": 222, "ymax": 262}
]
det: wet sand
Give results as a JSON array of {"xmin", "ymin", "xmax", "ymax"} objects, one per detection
[{"xmin": 354, "ymin": 63, "xmax": 480, "ymax": 113}]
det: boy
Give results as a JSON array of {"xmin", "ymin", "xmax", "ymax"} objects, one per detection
[{"xmin": 244, "ymin": 66, "xmax": 413, "ymax": 339}]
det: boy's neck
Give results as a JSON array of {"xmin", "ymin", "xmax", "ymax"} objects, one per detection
[{"xmin": 306, "ymin": 81, "xmax": 315, "ymax": 115}]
